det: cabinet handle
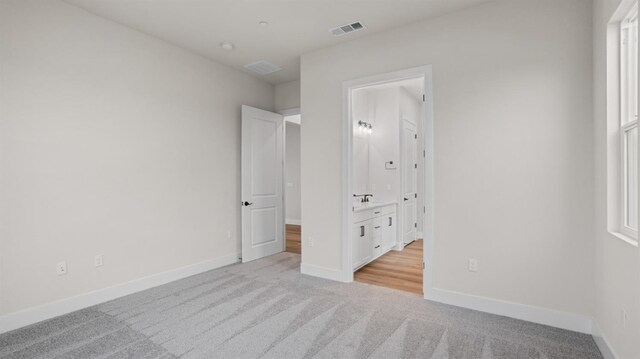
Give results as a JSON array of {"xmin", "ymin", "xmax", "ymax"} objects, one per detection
[
  {"xmin": 374, "ymin": 211, "xmax": 381, "ymax": 214},
  {"xmin": 360, "ymin": 226, "xmax": 365, "ymax": 237},
  {"xmin": 388, "ymin": 217, "xmax": 392, "ymax": 226},
  {"xmin": 374, "ymin": 226, "xmax": 381, "ymax": 229},
  {"xmin": 375, "ymin": 245, "xmax": 381, "ymax": 249}
]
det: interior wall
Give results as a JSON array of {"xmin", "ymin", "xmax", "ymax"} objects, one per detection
[
  {"xmin": 592, "ymin": 0, "xmax": 640, "ymax": 356},
  {"xmin": 301, "ymin": 0, "xmax": 594, "ymax": 317},
  {"xmin": 0, "ymin": 0, "xmax": 274, "ymax": 316},
  {"xmin": 275, "ymin": 80, "xmax": 301, "ymax": 112},
  {"xmin": 368, "ymin": 87, "xmax": 400, "ymax": 202},
  {"xmin": 351, "ymin": 89, "xmax": 372, "ymax": 195},
  {"xmin": 285, "ymin": 122, "xmax": 301, "ymax": 224}
]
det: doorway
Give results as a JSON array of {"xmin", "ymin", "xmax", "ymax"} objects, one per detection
[
  {"xmin": 240, "ymin": 106, "xmax": 302, "ymax": 262},
  {"xmin": 284, "ymin": 112, "xmax": 301, "ymax": 255},
  {"xmin": 342, "ymin": 66, "xmax": 434, "ymax": 297}
]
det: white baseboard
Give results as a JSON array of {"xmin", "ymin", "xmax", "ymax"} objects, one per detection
[
  {"xmin": 0, "ymin": 253, "xmax": 239, "ymax": 334},
  {"xmin": 300, "ymin": 263, "xmax": 345, "ymax": 282},
  {"xmin": 425, "ymin": 287, "xmax": 593, "ymax": 334},
  {"xmin": 285, "ymin": 218, "xmax": 301, "ymax": 225},
  {"xmin": 592, "ymin": 320, "xmax": 618, "ymax": 359},
  {"xmin": 417, "ymin": 231, "xmax": 424, "ymax": 239}
]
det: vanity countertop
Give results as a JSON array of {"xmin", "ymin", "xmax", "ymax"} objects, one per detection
[{"xmin": 352, "ymin": 201, "xmax": 397, "ymax": 213}]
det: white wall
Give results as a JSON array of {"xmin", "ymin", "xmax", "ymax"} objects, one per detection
[
  {"xmin": 351, "ymin": 89, "xmax": 372, "ymax": 196},
  {"xmin": 369, "ymin": 87, "xmax": 401, "ymax": 203},
  {"xmin": 275, "ymin": 80, "xmax": 301, "ymax": 112},
  {"xmin": 592, "ymin": 0, "xmax": 640, "ymax": 357},
  {"xmin": 285, "ymin": 123, "xmax": 301, "ymax": 224},
  {"xmin": 0, "ymin": 0, "xmax": 274, "ymax": 316},
  {"xmin": 301, "ymin": 0, "xmax": 594, "ymax": 318}
]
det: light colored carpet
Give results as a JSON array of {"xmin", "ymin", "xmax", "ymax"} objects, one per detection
[{"xmin": 0, "ymin": 252, "xmax": 602, "ymax": 359}]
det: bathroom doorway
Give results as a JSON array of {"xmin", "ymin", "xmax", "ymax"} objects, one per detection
[{"xmin": 342, "ymin": 66, "xmax": 434, "ymax": 296}]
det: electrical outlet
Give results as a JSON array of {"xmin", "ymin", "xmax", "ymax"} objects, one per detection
[
  {"xmin": 94, "ymin": 255, "xmax": 103, "ymax": 267},
  {"xmin": 468, "ymin": 258, "xmax": 478, "ymax": 272},
  {"xmin": 56, "ymin": 261, "xmax": 67, "ymax": 276},
  {"xmin": 309, "ymin": 236, "xmax": 314, "ymax": 247}
]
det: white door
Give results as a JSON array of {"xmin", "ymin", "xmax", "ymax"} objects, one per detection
[
  {"xmin": 402, "ymin": 120, "xmax": 418, "ymax": 245},
  {"xmin": 241, "ymin": 105, "xmax": 284, "ymax": 262}
]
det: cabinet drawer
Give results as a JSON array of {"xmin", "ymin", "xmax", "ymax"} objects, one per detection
[
  {"xmin": 371, "ymin": 208, "xmax": 384, "ymax": 216},
  {"xmin": 381, "ymin": 205, "xmax": 396, "ymax": 215},
  {"xmin": 371, "ymin": 223, "xmax": 382, "ymax": 239},
  {"xmin": 353, "ymin": 210, "xmax": 371, "ymax": 223}
]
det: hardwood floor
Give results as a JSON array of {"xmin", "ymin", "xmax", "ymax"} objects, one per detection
[
  {"xmin": 285, "ymin": 225, "xmax": 422, "ymax": 295},
  {"xmin": 285, "ymin": 224, "xmax": 301, "ymax": 254},
  {"xmin": 354, "ymin": 240, "xmax": 423, "ymax": 295}
]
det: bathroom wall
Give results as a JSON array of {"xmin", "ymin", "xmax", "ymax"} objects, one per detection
[
  {"xmin": 368, "ymin": 87, "xmax": 401, "ymax": 202},
  {"xmin": 353, "ymin": 85, "xmax": 422, "ymax": 207},
  {"xmin": 352, "ymin": 88, "xmax": 372, "ymax": 197}
]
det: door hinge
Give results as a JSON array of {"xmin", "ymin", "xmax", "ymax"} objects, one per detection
[
  {"xmin": 423, "ymin": 150, "xmax": 426, "ymax": 157},
  {"xmin": 414, "ymin": 134, "xmax": 417, "ymax": 139},
  {"xmin": 424, "ymin": 206, "xmax": 426, "ymax": 213},
  {"xmin": 414, "ymin": 222, "xmax": 417, "ymax": 228},
  {"xmin": 414, "ymin": 193, "xmax": 417, "ymax": 198},
  {"xmin": 414, "ymin": 163, "xmax": 417, "ymax": 169},
  {"xmin": 422, "ymin": 94, "xmax": 425, "ymax": 102},
  {"xmin": 422, "ymin": 262, "xmax": 425, "ymax": 269}
]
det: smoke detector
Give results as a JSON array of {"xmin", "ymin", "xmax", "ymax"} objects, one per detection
[
  {"xmin": 329, "ymin": 21, "xmax": 365, "ymax": 37},
  {"xmin": 244, "ymin": 60, "xmax": 282, "ymax": 75}
]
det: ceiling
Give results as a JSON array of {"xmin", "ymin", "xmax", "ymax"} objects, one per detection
[{"xmin": 64, "ymin": 0, "xmax": 491, "ymax": 85}]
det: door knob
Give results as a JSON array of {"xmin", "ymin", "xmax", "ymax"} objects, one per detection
[{"xmin": 242, "ymin": 201, "xmax": 253, "ymax": 206}]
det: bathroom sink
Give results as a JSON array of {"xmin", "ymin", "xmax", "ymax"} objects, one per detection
[{"xmin": 352, "ymin": 201, "xmax": 395, "ymax": 212}]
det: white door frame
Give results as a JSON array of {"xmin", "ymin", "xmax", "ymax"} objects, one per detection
[
  {"xmin": 280, "ymin": 107, "xmax": 302, "ymax": 252},
  {"xmin": 341, "ymin": 65, "xmax": 434, "ymax": 298}
]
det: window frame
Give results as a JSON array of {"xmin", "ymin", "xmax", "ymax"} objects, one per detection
[{"xmin": 620, "ymin": 3, "xmax": 639, "ymax": 239}]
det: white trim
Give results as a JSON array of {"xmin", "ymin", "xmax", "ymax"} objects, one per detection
[
  {"xmin": 608, "ymin": 230, "xmax": 640, "ymax": 247},
  {"xmin": 341, "ymin": 65, "xmax": 434, "ymax": 286},
  {"xmin": 0, "ymin": 252, "xmax": 239, "ymax": 334},
  {"xmin": 424, "ymin": 287, "xmax": 593, "ymax": 334},
  {"xmin": 417, "ymin": 231, "xmax": 424, "ymax": 239},
  {"xmin": 278, "ymin": 107, "xmax": 301, "ymax": 117},
  {"xmin": 592, "ymin": 320, "xmax": 619, "ymax": 359},
  {"xmin": 286, "ymin": 218, "xmax": 301, "ymax": 225},
  {"xmin": 300, "ymin": 263, "xmax": 345, "ymax": 282},
  {"xmin": 285, "ymin": 118, "xmax": 301, "ymax": 125}
]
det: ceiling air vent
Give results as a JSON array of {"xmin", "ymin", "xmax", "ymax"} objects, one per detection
[
  {"xmin": 244, "ymin": 60, "xmax": 282, "ymax": 75},
  {"xmin": 329, "ymin": 21, "xmax": 365, "ymax": 37}
]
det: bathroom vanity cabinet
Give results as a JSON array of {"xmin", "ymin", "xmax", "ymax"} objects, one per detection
[{"xmin": 352, "ymin": 203, "xmax": 397, "ymax": 271}]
